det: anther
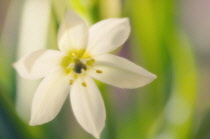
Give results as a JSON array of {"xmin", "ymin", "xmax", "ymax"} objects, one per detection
[
  {"xmin": 72, "ymin": 52, "xmax": 76, "ymax": 56},
  {"xmin": 69, "ymin": 80, "xmax": 74, "ymax": 85},
  {"xmin": 81, "ymin": 82, "xmax": 87, "ymax": 87},
  {"xmin": 74, "ymin": 59, "xmax": 87, "ymax": 74},
  {"xmin": 96, "ymin": 70, "xmax": 103, "ymax": 73},
  {"xmin": 66, "ymin": 68, "xmax": 71, "ymax": 73},
  {"xmin": 91, "ymin": 59, "xmax": 95, "ymax": 62}
]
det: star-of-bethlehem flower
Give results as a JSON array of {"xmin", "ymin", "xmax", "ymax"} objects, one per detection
[{"xmin": 14, "ymin": 10, "xmax": 156, "ymax": 139}]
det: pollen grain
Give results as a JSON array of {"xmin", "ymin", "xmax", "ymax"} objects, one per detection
[
  {"xmin": 81, "ymin": 82, "xmax": 87, "ymax": 87},
  {"xmin": 96, "ymin": 70, "xmax": 103, "ymax": 73},
  {"xmin": 69, "ymin": 80, "xmax": 74, "ymax": 85}
]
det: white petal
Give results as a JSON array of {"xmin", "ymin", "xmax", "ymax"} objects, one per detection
[
  {"xmin": 58, "ymin": 10, "xmax": 88, "ymax": 53},
  {"xmin": 13, "ymin": 49, "xmax": 63, "ymax": 79},
  {"xmin": 88, "ymin": 54, "xmax": 156, "ymax": 88},
  {"xmin": 87, "ymin": 18, "xmax": 130, "ymax": 56},
  {"xmin": 70, "ymin": 77, "xmax": 106, "ymax": 139},
  {"xmin": 30, "ymin": 69, "xmax": 70, "ymax": 125}
]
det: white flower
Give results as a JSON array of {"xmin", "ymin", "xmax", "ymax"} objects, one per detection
[{"xmin": 13, "ymin": 10, "xmax": 156, "ymax": 138}]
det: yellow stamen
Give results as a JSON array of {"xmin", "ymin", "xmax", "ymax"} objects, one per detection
[
  {"xmin": 81, "ymin": 82, "xmax": 87, "ymax": 87},
  {"xmin": 72, "ymin": 52, "xmax": 76, "ymax": 56},
  {"xmin": 86, "ymin": 58, "xmax": 95, "ymax": 66},
  {"xmin": 66, "ymin": 68, "xmax": 71, "ymax": 74},
  {"xmin": 73, "ymin": 73, "xmax": 78, "ymax": 79},
  {"xmin": 91, "ymin": 59, "xmax": 95, "ymax": 62},
  {"xmin": 69, "ymin": 80, "xmax": 74, "ymax": 85},
  {"xmin": 96, "ymin": 70, "xmax": 103, "ymax": 73}
]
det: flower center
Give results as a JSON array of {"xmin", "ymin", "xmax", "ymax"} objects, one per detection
[
  {"xmin": 73, "ymin": 59, "xmax": 87, "ymax": 74},
  {"xmin": 61, "ymin": 49, "xmax": 92, "ymax": 75},
  {"xmin": 61, "ymin": 49, "xmax": 102, "ymax": 87}
]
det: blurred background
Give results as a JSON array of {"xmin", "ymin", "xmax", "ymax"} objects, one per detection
[{"xmin": 0, "ymin": 0, "xmax": 209, "ymax": 139}]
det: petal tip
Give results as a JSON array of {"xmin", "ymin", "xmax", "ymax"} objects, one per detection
[
  {"xmin": 147, "ymin": 73, "xmax": 157, "ymax": 82},
  {"xmin": 12, "ymin": 62, "xmax": 19, "ymax": 72},
  {"xmin": 94, "ymin": 135, "xmax": 100, "ymax": 139},
  {"xmin": 120, "ymin": 18, "xmax": 130, "ymax": 26},
  {"xmin": 29, "ymin": 119, "xmax": 38, "ymax": 126},
  {"xmin": 92, "ymin": 131, "xmax": 101, "ymax": 139},
  {"xmin": 29, "ymin": 118, "xmax": 46, "ymax": 126},
  {"xmin": 29, "ymin": 115, "xmax": 44, "ymax": 126},
  {"xmin": 151, "ymin": 74, "xmax": 157, "ymax": 79},
  {"xmin": 122, "ymin": 17, "xmax": 130, "ymax": 22},
  {"xmin": 12, "ymin": 60, "xmax": 27, "ymax": 78}
]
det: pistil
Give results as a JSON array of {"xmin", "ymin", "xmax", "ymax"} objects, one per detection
[{"xmin": 73, "ymin": 59, "xmax": 87, "ymax": 74}]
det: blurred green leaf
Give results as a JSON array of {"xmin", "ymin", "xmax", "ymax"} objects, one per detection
[
  {"xmin": 121, "ymin": 0, "xmax": 197, "ymax": 139},
  {"xmin": 194, "ymin": 110, "xmax": 210, "ymax": 139}
]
